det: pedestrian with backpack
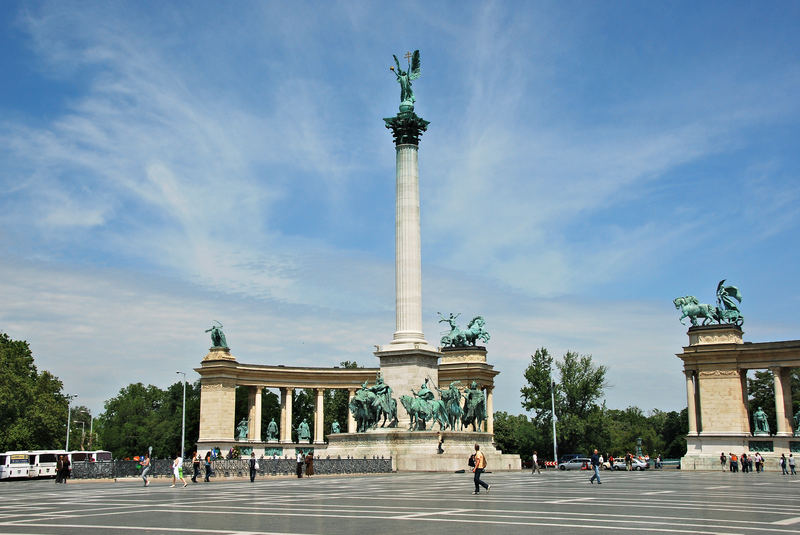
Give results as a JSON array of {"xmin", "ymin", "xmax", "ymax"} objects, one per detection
[{"xmin": 471, "ymin": 444, "xmax": 490, "ymax": 495}]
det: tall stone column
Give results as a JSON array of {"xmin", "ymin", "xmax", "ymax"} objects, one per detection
[
  {"xmin": 347, "ymin": 389, "xmax": 356, "ymax": 433},
  {"xmin": 314, "ymin": 388, "xmax": 325, "ymax": 444},
  {"xmin": 280, "ymin": 388, "xmax": 294, "ymax": 442},
  {"xmin": 486, "ymin": 387, "xmax": 494, "ymax": 434},
  {"xmin": 685, "ymin": 370, "xmax": 698, "ymax": 435},
  {"xmin": 248, "ymin": 387, "xmax": 262, "ymax": 441},
  {"xmin": 772, "ymin": 367, "xmax": 793, "ymax": 436},
  {"xmin": 378, "ymin": 105, "xmax": 440, "ymax": 428}
]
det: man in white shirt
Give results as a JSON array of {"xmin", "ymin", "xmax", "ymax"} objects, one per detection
[
  {"xmin": 296, "ymin": 451, "xmax": 304, "ymax": 478},
  {"xmin": 531, "ymin": 451, "xmax": 541, "ymax": 474}
]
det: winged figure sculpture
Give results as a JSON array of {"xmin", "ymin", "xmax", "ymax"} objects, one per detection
[{"xmin": 390, "ymin": 50, "xmax": 421, "ymax": 106}]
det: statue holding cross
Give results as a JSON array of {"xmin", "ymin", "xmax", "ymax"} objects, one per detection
[{"xmin": 390, "ymin": 50, "xmax": 421, "ymax": 108}]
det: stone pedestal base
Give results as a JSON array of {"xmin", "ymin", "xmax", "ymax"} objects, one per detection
[
  {"xmin": 374, "ymin": 346, "xmax": 441, "ymax": 429},
  {"xmin": 325, "ymin": 430, "xmax": 520, "ymax": 472},
  {"xmin": 681, "ymin": 434, "xmax": 800, "ymax": 470}
]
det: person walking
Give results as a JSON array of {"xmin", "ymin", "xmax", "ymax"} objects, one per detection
[
  {"xmin": 790, "ymin": 454, "xmax": 796, "ymax": 475},
  {"xmin": 191, "ymin": 450, "xmax": 200, "ymax": 483},
  {"xmin": 59, "ymin": 455, "xmax": 71, "ymax": 484},
  {"xmin": 204, "ymin": 451, "xmax": 212, "ymax": 482},
  {"xmin": 55, "ymin": 455, "xmax": 64, "ymax": 484},
  {"xmin": 589, "ymin": 449, "xmax": 602, "ymax": 485},
  {"xmin": 171, "ymin": 454, "xmax": 188, "ymax": 488},
  {"xmin": 296, "ymin": 451, "xmax": 304, "ymax": 478},
  {"xmin": 305, "ymin": 452, "xmax": 314, "ymax": 477},
  {"xmin": 741, "ymin": 453, "xmax": 748, "ymax": 473},
  {"xmin": 531, "ymin": 451, "xmax": 541, "ymax": 474},
  {"xmin": 780, "ymin": 454, "xmax": 788, "ymax": 475},
  {"xmin": 754, "ymin": 452, "xmax": 762, "ymax": 473},
  {"xmin": 249, "ymin": 452, "xmax": 257, "ymax": 482},
  {"xmin": 720, "ymin": 452, "xmax": 726, "ymax": 471},
  {"xmin": 472, "ymin": 444, "xmax": 490, "ymax": 495},
  {"xmin": 141, "ymin": 452, "xmax": 151, "ymax": 487}
]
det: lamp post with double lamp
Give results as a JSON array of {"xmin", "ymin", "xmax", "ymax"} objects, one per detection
[
  {"xmin": 176, "ymin": 371, "xmax": 186, "ymax": 460},
  {"xmin": 550, "ymin": 371, "xmax": 558, "ymax": 466},
  {"xmin": 65, "ymin": 395, "xmax": 76, "ymax": 451}
]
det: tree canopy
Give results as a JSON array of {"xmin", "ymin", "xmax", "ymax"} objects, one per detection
[{"xmin": 0, "ymin": 332, "xmax": 69, "ymax": 451}]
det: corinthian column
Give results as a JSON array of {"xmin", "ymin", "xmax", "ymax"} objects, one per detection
[{"xmin": 685, "ymin": 370, "xmax": 698, "ymax": 435}]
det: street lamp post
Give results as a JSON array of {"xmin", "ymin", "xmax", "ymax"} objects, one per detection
[
  {"xmin": 176, "ymin": 371, "xmax": 186, "ymax": 460},
  {"xmin": 550, "ymin": 371, "xmax": 558, "ymax": 465},
  {"xmin": 66, "ymin": 402, "xmax": 72, "ymax": 451},
  {"xmin": 78, "ymin": 421, "xmax": 86, "ymax": 449}
]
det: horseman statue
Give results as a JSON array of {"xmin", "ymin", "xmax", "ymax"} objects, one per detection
[
  {"xmin": 674, "ymin": 279, "xmax": 743, "ymax": 327},
  {"xmin": 435, "ymin": 381, "xmax": 463, "ymax": 431},
  {"xmin": 461, "ymin": 381, "xmax": 487, "ymax": 431},
  {"xmin": 399, "ymin": 378, "xmax": 448, "ymax": 431},
  {"xmin": 438, "ymin": 313, "xmax": 491, "ymax": 348},
  {"xmin": 348, "ymin": 374, "xmax": 398, "ymax": 432}
]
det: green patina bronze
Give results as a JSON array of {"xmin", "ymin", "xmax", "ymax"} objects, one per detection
[
  {"xmin": 748, "ymin": 441, "xmax": 773, "ymax": 453},
  {"xmin": 400, "ymin": 378, "xmax": 449, "ymax": 431},
  {"xmin": 297, "ymin": 419, "xmax": 311, "ymax": 441},
  {"xmin": 331, "ymin": 421, "xmax": 340, "ymax": 434},
  {"xmin": 461, "ymin": 380, "xmax": 487, "ymax": 432},
  {"xmin": 438, "ymin": 313, "xmax": 491, "ymax": 347},
  {"xmin": 205, "ymin": 320, "xmax": 229, "ymax": 348},
  {"xmin": 265, "ymin": 447, "xmax": 283, "ymax": 457},
  {"xmin": 348, "ymin": 374, "xmax": 398, "ymax": 433},
  {"xmin": 384, "ymin": 50, "xmax": 429, "ymax": 145},
  {"xmin": 235, "ymin": 418, "xmax": 248, "ymax": 441},
  {"xmin": 753, "ymin": 407, "xmax": 770, "ymax": 435},
  {"xmin": 794, "ymin": 410, "xmax": 800, "ymax": 437},
  {"xmin": 435, "ymin": 381, "xmax": 464, "ymax": 431},
  {"xmin": 266, "ymin": 418, "xmax": 278, "ymax": 441},
  {"xmin": 673, "ymin": 280, "xmax": 743, "ymax": 327}
]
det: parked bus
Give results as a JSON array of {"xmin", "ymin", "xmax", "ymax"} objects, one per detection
[
  {"xmin": 29, "ymin": 450, "xmax": 63, "ymax": 478},
  {"xmin": 68, "ymin": 450, "xmax": 112, "ymax": 463},
  {"xmin": 0, "ymin": 452, "xmax": 32, "ymax": 479}
]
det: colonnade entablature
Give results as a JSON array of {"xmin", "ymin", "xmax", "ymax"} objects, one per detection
[
  {"xmin": 678, "ymin": 325, "xmax": 800, "ymax": 469},
  {"xmin": 195, "ymin": 346, "xmax": 499, "ymax": 451}
]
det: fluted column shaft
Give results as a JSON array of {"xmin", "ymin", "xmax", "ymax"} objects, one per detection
[
  {"xmin": 392, "ymin": 144, "xmax": 426, "ymax": 345},
  {"xmin": 314, "ymin": 388, "xmax": 325, "ymax": 444},
  {"xmin": 685, "ymin": 370, "xmax": 698, "ymax": 435},
  {"xmin": 772, "ymin": 367, "xmax": 793, "ymax": 436},
  {"xmin": 347, "ymin": 389, "xmax": 356, "ymax": 433},
  {"xmin": 248, "ymin": 387, "xmax": 262, "ymax": 441}
]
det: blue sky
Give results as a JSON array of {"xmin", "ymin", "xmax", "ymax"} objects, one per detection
[{"xmin": 1, "ymin": 1, "xmax": 799, "ymax": 418}]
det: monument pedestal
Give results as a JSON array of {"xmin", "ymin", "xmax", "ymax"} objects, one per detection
[
  {"xmin": 325, "ymin": 430, "xmax": 520, "ymax": 472},
  {"xmin": 374, "ymin": 345, "xmax": 440, "ymax": 429}
]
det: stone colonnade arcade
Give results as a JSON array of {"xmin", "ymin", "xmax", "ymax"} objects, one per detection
[
  {"xmin": 678, "ymin": 325, "xmax": 800, "ymax": 470},
  {"xmin": 195, "ymin": 345, "xmax": 512, "ymax": 470}
]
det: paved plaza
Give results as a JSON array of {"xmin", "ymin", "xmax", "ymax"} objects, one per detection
[{"xmin": 0, "ymin": 470, "xmax": 798, "ymax": 534}]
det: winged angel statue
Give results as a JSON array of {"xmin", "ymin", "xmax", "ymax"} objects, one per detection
[{"xmin": 390, "ymin": 50, "xmax": 421, "ymax": 106}]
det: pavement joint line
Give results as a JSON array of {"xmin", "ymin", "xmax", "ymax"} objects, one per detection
[
  {"xmin": 643, "ymin": 490, "xmax": 676, "ymax": 495},
  {"xmin": 0, "ymin": 522, "xmax": 321, "ymax": 535},
  {"xmin": 391, "ymin": 508, "xmax": 470, "ymax": 519},
  {"xmin": 772, "ymin": 517, "xmax": 800, "ymax": 525}
]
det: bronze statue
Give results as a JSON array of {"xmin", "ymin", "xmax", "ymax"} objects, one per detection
[
  {"xmin": 390, "ymin": 50, "xmax": 420, "ymax": 107},
  {"xmin": 205, "ymin": 321, "xmax": 229, "ymax": 348},
  {"xmin": 236, "ymin": 418, "xmax": 249, "ymax": 441},
  {"xmin": 266, "ymin": 418, "xmax": 278, "ymax": 441}
]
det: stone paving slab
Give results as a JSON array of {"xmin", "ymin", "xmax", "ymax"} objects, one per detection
[{"xmin": 0, "ymin": 469, "xmax": 798, "ymax": 534}]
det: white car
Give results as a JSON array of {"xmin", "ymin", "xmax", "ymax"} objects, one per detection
[{"xmin": 612, "ymin": 458, "xmax": 649, "ymax": 471}]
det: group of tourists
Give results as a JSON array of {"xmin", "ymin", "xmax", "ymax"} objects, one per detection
[
  {"xmin": 720, "ymin": 451, "xmax": 796, "ymax": 474},
  {"xmin": 295, "ymin": 451, "xmax": 314, "ymax": 478},
  {"xmin": 140, "ymin": 450, "xmax": 214, "ymax": 487}
]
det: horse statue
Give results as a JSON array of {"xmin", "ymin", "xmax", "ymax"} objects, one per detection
[
  {"xmin": 438, "ymin": 313, "xmax": 491, "ymax": 347},
  {"xmin": 461, "ymin": 381, "xmax": 486, "ymax": 431},
  {"xmin": 436, "ymin": 381, "xmax": 463, "ymax": 430},
  {"xmin": 400, "ymin": 394, "xmax": 431, "ymax": 431},
  {"xmin": 673, "ymin": 296, "xmax": 716, "ymax": 326},
  {"xmin": 349, "ymin": 383, "xmax": 378, "ymax": 432}
]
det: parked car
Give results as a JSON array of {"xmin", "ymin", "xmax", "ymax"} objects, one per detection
[
  {"xmin": 611, "ymin": 457, "xmax": 649, "ymax": 470},
  {"xmin": 558, "ymin": 457, "xmax": 591, "ymax": 470},
  {"xmin": 558, "ymin": 454, "xmax": 583, "ymax": 464}
]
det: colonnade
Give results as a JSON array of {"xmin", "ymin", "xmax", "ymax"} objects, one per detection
[
  {"xmin": 685, "ymin": 366, "xmax": 796, "ymax": 436},
  {"xmin": 242, "ymin": 384, "xmax": 496, "ymax": 443}
]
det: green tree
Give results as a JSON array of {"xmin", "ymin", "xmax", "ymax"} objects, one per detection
[
  {"xmin": 520, "ymin": 348, "xmax": 608, "ymax": 457},
  {"xmin": 493, "ymin": 411, "xmax": 542, "ymax": 461},
  {"xmin": 324, "ymin": 360, "xmax": 361, "ymax": 440},
  {"xmin": 0, "ymin": 332, "xmax": 69, "ymax": 451},
  {"xmin": 97, "ymin": 381, "xmax": 200, "ymax": 459}
]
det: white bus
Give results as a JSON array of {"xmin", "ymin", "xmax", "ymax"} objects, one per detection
[
  {"xmin": 0, "ymin": 452, "xmax": 32, "ymax": 479},
  {"xmin": 29, "ymin": 450, "xmax": 63, "ymax": 478},
  {"xmin": 68, "ymin": 450, "xmax": 112, "ymax": 463}
]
